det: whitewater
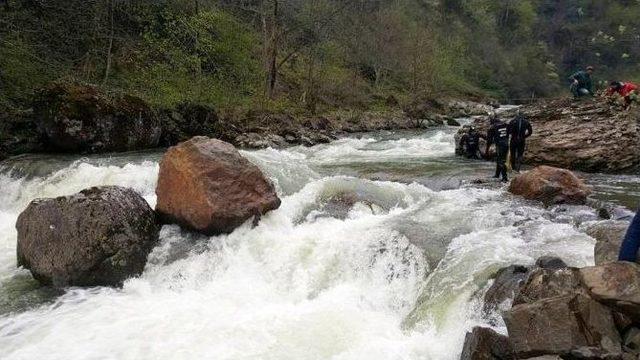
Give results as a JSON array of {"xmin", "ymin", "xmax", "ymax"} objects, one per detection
[{"xmin": 0, "ymin": 123, "xmax": 630, "ymax": 359}]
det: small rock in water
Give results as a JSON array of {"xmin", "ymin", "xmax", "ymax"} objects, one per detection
[
  {"xmin": 483, "ymin": 265, "xmax": 530, "ymax": 316},
  {"xmin": 509, "ymin": 166, "xmax": 592, "ymax": 206},
  {"xmin": 16, "ymin": 186, "xmax": 159, "ymax": 287}
]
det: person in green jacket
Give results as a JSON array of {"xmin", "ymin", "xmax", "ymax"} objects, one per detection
[{"xmin": 569, "ymin": 66, "xmax": 595, "ymax": 98}]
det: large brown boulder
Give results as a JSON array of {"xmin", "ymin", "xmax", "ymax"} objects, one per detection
[
  {"xmin": 460, "ymin": 326, "xmax": 515, "ymax": 360},
  {"xmin": 16, "ymin": 186, "xmax": 159, "ymax": 287},
  {"xmin": 508, "ymin": 166, "xmax": 592, "ymax": 206},
  {"xmin": 580, "ymin": 262, "xmax": 640, "ymax": 320},
  {"xmin": 586, "ymin": 221, "xmax": 632, "ymax": 265},
  {"xmin": 155, "ymin": 137, "xmax": 281, "ymax": 235},
  {"xmin": 34, "ymin": 82, "xmax": 162, "ymax": 153},
  {"xmin": 522, "ymin": 99, "xmax": 640, "ymax": 173},
  {"xmin": 504, "ymin": 294, "xmax": 621, "ymax": 358}
]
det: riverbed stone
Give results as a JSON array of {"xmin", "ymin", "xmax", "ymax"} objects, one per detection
[
  {"xmin": 504, "ymin": 294, "xmax": 621, "ymax": 358},
  {"xmin": 535, "ymin": 256, "xmax": 568, "ymax": 269},
  {"xmin": 508, "ymin": 166, "xmax": 592, "ymax": 206},
  {"xmin": 460, "ymin": 326, "xmax": 515, "ymax": 360},
  {"xmin": 483, "ymin": 265, "xmax": 530, "ymax": 314},
  {"xmin": 580, "ymin": 262, "xmax": 640, "ymax": 320},
  {"xmin": 586, "ymin": 221, "xmax": 631, "ymax": 265},
  {"xmin": 155, "ymin": 136, "xmax": 281, "ymax": 235},
  {"xmin": 513, "ymin": 267, "xmax": 588, "ymax": 305},
  {"xmin": 623, "ymin": 328, "xmax": 640, "ymax": 354},
  {"xmin": 16, "ymin": 186, "xmax": 159, "ymax": 287}
]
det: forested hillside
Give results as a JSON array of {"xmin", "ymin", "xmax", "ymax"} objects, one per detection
[{"xmin": 2, "ymin": 0, "xmax": 640, "ymax": 114}]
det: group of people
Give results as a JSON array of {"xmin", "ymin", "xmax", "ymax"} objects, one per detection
[
  {"xmin": 570, "ymin": 66, "xmax": 638, "ymax": 108},
  {"xmin": 459, "ymin": 112, "xmax": 533, "ymax": 182}
]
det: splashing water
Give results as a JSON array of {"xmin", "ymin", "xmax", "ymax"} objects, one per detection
[{"xmin": 0, "ymin": 125, "xmax": 616, "ymax": 360}]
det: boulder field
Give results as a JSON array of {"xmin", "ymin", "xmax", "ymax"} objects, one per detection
[
  {"xmin": 16, "ymin": 186, "xmax": 159, "ymax": 287},
  {"xmin": 463, "ymin": 256, "xmax": 640, "ymax": 360},
  {"xmin": 155, "ymin": 137, "xmax": 281, "ymax": 235}
]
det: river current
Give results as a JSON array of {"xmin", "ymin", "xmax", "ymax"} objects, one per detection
[{"xmin": 0, "ymin": 119, "xmax": 637, "ymax": 359}]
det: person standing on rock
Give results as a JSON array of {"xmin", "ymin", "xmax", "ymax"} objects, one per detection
[
  {"xmin": 618, "ymin": 210, "xmax": 640, "ymax": 262},
  {"xmin": 485, "ymin": 114, "xmax": 510, "ymax": 182},
  {"xmin": 508, "ymin": 113, "xmax": 533, "ymax": 172},
  {"xmin": 569, "ymin": 66, "xmax": 595, "ymax": 98}
]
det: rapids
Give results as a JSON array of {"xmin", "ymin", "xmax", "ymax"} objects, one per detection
[{"xmin": 0, "ymin": 121, "xmax": 637, "ymax": 359}]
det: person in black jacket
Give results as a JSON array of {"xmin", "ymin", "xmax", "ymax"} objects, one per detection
[
  {"xmin": 459, "ymin": 126, "xmax": 483, "ymax": 159},
  {"xmin": 508, "ymin": 113, "xmax": 533, "ymax": 172},
  {"xmin": 485, "ymin": 114, "xmax": 510, "ymax": 182}
]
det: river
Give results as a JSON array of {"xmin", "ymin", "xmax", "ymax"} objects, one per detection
[{"xmin": 0, "ymin": 119, "xmax": 638, "ymax": 359}]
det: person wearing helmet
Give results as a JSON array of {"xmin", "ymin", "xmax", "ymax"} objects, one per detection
[
  {"xmin": 508, "ymin": 112, "xmax": 533, "ymax": 172},
  {"xmin": 569, "ymin": 66, "xmax": 595, "ymax": 98},
  {"xmin": 485, "ymin": 114, "xmax": 510, "ymax": 182},
  {"xmin": 606, "ymin": 81, "xmax": 638, "ymax": 108},
  {"xmin": 459, "ymin": 126, "xmax": 482, "ymax": 159}
]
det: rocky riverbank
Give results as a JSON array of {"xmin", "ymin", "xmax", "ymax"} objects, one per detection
[
  {"xmin": 461, "ymin": 98, "xmax": 640, "ymax": 174},
  {"xmin": 0, "ymin": 81, "xmax": 495, "ymax": 161}
]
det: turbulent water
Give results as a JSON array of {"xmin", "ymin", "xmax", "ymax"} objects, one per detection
[{"xmin": 0, "ymin": 121, "xmax": 637, "ymax": 359}]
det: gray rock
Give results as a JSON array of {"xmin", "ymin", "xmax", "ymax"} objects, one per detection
[
  {"xmin": 460, "ymin": 326, "xmax": 514, "ymax": 360},
  {"xmin": 535, "ymin": 256, "xmax": 568, "ymax": 270},
  {"xmin": 483, "ymin": 265, "xmax": 530, "ymax": 314},
  {"xmin": 504, "ymin": 294, "xmax": 622, "ymax": 358},
  {"xmin": 16, "ymin": 186, "xmax": 159, "ymax": 287},
  {"xmin": 585, "ymin": 221, "xmax": 631, "ymax": 265},
  {"xmin": 513, "ymin": 267, "xmax": 588, "ymax": 306}
]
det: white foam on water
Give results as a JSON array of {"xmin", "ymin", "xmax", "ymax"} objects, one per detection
[{"xmin": 0, "ymin": 128, "xmax": 597, "ymax": 360}]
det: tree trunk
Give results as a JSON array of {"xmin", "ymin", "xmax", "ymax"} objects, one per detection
[{"xmin": 102, "ymin": 0, "xmax": 114, "ymax": 85}]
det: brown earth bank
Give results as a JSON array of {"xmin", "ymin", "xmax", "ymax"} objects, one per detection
[
  {"xmin": 0, "ymin": 81, "xmax": 494, "ymax": 161},
  {"xmin": 463, "ymin": 98, "xmax": 640, "ymax": 174}
]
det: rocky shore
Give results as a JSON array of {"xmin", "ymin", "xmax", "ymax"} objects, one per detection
[
  {"xmin": 0, "ymin": 81, "xmax": 494, "ymax": 161},
  {"xmin": 460, "ymin": 98, "xmax": 640, "ymax": 174}
]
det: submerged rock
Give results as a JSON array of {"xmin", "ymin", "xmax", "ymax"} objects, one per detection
[
  {"xmin": 504, "ymin": 294, "xmax": 621, "ymax": 358},
  {"xmin": 586, "ymin": 221, "xmax": 631, "ymax": 265},
  {"xmin": 155, "ymin": 137, "xmax": 281, "ymax": 235},
  {"xmin": 460, "ymin": 326, "xmax": 515, "ymax": 360},
  {"xmin": 508, "ymin": 166, "xmax": 592, "ymax": 206},
  {"xmin": 16, "ymin": 186, "xmax": 159, "ymax": 287},
  {"xmin": 34, "ymin": 82, "xmax": 161, "ymax": 153}
]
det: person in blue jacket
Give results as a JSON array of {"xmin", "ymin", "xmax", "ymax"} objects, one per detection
[{"xmin": 618, "ymin": 209, "xmax": 640, "ymax": 262}]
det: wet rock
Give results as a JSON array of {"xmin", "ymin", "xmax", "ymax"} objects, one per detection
[
  {"xmin": 613, "ymin": 311, "xmax": 635, "ymax": 333},
  {"xmin": 34, "ymin": 82, "xmax": 161, "ymax": 153},
  {"xmin": 155, "ymin": 137, "xmax": 281, "ymax": 235},
  {"xmin": 623, "ymin": 328, "xmax": 640, "ymax": 354},
  {"xmin": 523, "ymin": 356, "xmax": 562, "ymax": 360},
  {"xmin": 508, "ymin": 166, "xmax": 592, "ymax": 206},
  {"xmin": 447, "ymin": 118, "xmax": 461, "ymax": 127},
  {"xmin": 483, "ymin": 265, "xmax": 530, "ymax": 314},
  {"xmin": 513, "ymin": 267, "xmax": 589, "ymax": 306},
  {"xmin": 16, "ymin": 186, "xmax": 159, "ymax": 287},
  {"xmin": 568, "ymin": 346, "xmax": 624, "ymax": 360},
  {"xmin": 580, "ymin": 262, "xmax": 640, "ymax": 320},
  {"xmin": 535, "ymin": 256, "xmax": 568, "ymax": 270},
  {"xmin": 504, "ymin": 294, "xmax": 621, "ymax": 358},
  {"xmin": 460, "ymin": 326, "xmax": 515, "ymax": 360},
  {"xmin": 585, "ymin": 221, "xmax": 631, "ymax": 265}
]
